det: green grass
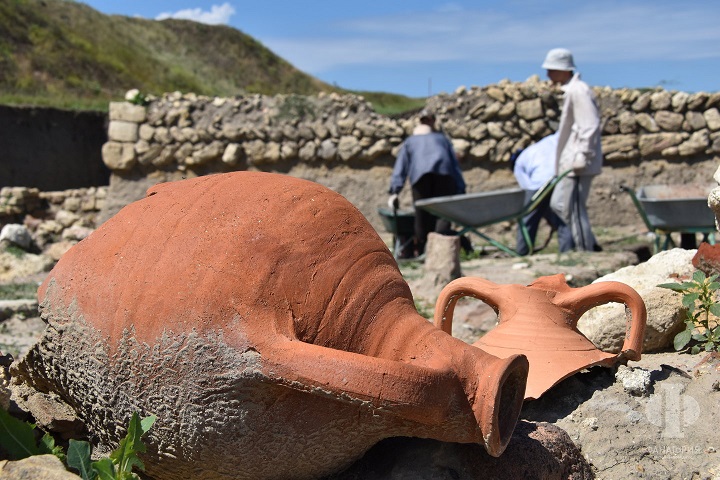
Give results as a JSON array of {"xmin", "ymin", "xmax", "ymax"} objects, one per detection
[
  {"xmin": 0, "ymin": 0, "xmax": 427, "ymax": 115},
  {"xmin": 0, "ymin": 282, "xmax": 38, "ymax": 300}
]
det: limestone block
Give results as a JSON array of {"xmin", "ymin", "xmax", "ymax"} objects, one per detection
[
  {"xmin": 138, "ymin": 124, "xmax": 155, "ymax": 141},
  {"xmin": 654, "ymin": 111, "xmax": 684, "ymax": 131},
  {"xmin": 451, "ymin": 139, "xmax": 470, "ymax": 159},
  {"xmin": 444, "ymin": 120, "xmax": 468, "ymax": 138},
  {"xmin": 109, "ymin": 101, "xmax": 147, "ymax": 123},
  {"xmin": 102, "ymin": 141, "xmax": 137, "ymax": 171},
  {"xmin": 181, "ymin": 127, "xmax": 199, "ymax": 143},
  {"xmin": 710, "ymin": 132, "xmax": 720, "ymax": 154},
  {"xmin": 618, "ymin": 111, "xmax": 637, "ymax": 133},
  {"xmin": 707, "ymin": 92, "xmax": 720, "ymax": 109},
  {"xmin": 365, "ymin": 139, "xmax": 391, "ymax": 160},
  {"xmin": 650, "ymin": 90, "xmax": 672, "ymax": 110},
  {"xmin": 632, "ymin": 92, "xmax": 651, "ymax": 112},
  {"xmin": 281, "ymin": 125, "xmax": 299, "ymax": 142},
  {"xmin": 418, "ymin": 232, "xmax": 461, "ymax": 296},
  {"xmin": 263, "ymin": 141, "xmax": 281, "ymax": 163},
  {"xmin": 577, "ymin": 249, "xmax": 696, "ymax": 353},
  {"xmin": 243, "ymin": 139, "xmax": 266, "ymax": 165},
  {"xmin": 154, "ymin": 145, "xmax": 178, "ymax": 167},
  {"xmin": 154, "ymin": 126, "xmax": 171, "ymax": 144},
  {"xmin": 0, "ymin": 454, "xmax": 81, "ymax": 480},
  {"xmin": 173, "ymin": 142, "xmax": 194, "ymax": 164},
  {"xmin": 137, "ymin": 143, "xmax": 163, "ymax": 166},
  {"xmin": 601, "ymin": 134, "xmax": 638, "ymax": 157},
  {"xmin": 638, "ymin": 132, "xmax": 686, "ymax": 157},
  {"xmin": 54, "ymin": 210, "xmax": 80, "ymax": 228},
  {"xmin": 108, "ymin": 121, "xmax": 139, "ymax": 143},
  {"xmin": 336, "ymin": 118, "xmax": 355, "ymax": 135},
  {"xmin": 486, "ymin": 86, "xmax": 506, "ymax": 102},
  {"xmin": 685, "ymin": 111, "xmax": 707, "ymax": 131},
  {"xmin": 635, "ymin": 113, "xmax": 659, "ymax": 132},
  {"xmin": 498, "ymin": 101, "xmax": 516, "ymax": 119},
  {"xmin": 516, "ymin": 98, "xmax": 543, "ymax": 121},
  {"xmin": 375, "ymin": 120, "xmax": 403, "ymax": 138},
  {"xmin": 298, "ymin": 140, "xmax": 318, "ymax": 162},
  {"xmin": 480, "ymin": 101, "xmax": 502, "ymax": 121},
  {"xmin": 704, "ymin": 108, "xmax": 720, "ymax": 131},
  {"xmin": 687, "ymin": 92, "xmax": 708, "ymax": 110},
  {"xmin": 671, "ymin": 91, "xmax": 689, "ymax": 112},
  {"xmin": 281, "ymin": 142, "xmax": 299, "ymax": 160},
  {"xmin": 678, "ymin": 129, "xmax": 710, "ymax": 156},
  {"xmin": 318, "ymin": 139, "xmax": 337, "ymax": 161},
  {"xmin": 468, "ymin": 123, "xmax": 488, "ymax": 140},
  {"xmin": 487, "ymin": 122, "xmax": 504, "ymax": 139},
  {"xmin": 310, "ymin": 121, "xmax": 330, "ymax": 139},
  {"xmin": 0, "ymin": 224, "xmax": 32, "ymax": 250},
  {"xmin": 222, "ymin": 143, "xmax": 243, "ymax": 165},
  {"xmin": 528, "ymin": 119, "xmax": 550, "ymax": 137},
  {"xmin": 188, "ymin": 141, "xmax": 224, "ymax": 166},
  {"xmin": 470, "ymin": 139, "xmax": 496, "ymax": 160}
]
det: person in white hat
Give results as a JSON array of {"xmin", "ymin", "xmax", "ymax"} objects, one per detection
[
  {"xmin": 388, "ymin": 109, "xmax": 466, "ymax": 258},
  {"xmin": 542, "ymin": 48, "xmax": 603, "ymax": 252}
]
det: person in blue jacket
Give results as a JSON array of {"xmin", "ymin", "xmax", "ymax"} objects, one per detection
[{"xmin": 388, "ymin": 109, "xmax": 466, "ymax": 257}]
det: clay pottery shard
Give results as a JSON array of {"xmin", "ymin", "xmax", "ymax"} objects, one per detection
[
  {"xmin": 434, "ymin": 274, "xmax": 646, "ymax": 400},
  {"xmin": 14, "ymin": 171, "xmax": 528, "ymax": 480}
]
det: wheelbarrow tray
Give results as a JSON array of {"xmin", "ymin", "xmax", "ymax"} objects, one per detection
[
  {"xmin": 638, "ymin": 184, "xmax": 715, "ymax": 230},
  {"xmin": 414, "ymin": 188, "xmax": 526, "ymax": 228},
  {"xmin": 377, "ymin": 207, "xmax": 415, "ymax": 236}
]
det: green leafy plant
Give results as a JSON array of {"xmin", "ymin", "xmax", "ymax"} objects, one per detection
[
  {"xmin": 658, "ymin": 270, "xmax": 720, "ymax": 354},
  {"xmin": 1, "ymin": 408, "xmax": 155, "ymax": 480},
  {"xmin": 0, "ymin": 407, "xmax": 64, "ymax": 461},
  {"xmin": 67, "ymin": 412, "xmax": 156, "ymax": 480},
  {"xmin": 124, "ymin": 89, "xmax": 148, "ymax": 106}
]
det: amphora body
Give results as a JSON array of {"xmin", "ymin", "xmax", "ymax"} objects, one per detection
[
  {"xmin": 13, "ymin": 172, "xmax": 528, "ymax": 480},
  {"xmin": 434, "ymin": 274, "xmax": 646, "ymax": 400}
]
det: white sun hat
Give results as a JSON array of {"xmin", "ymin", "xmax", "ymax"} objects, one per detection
[{"xmin": 542, "ymin": 48, "xmax": 576, "ymax": 71}]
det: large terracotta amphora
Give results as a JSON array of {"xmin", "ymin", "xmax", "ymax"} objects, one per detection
[
  {"xmin": 13, "ymin": 172, "xmax": 529, "ymax": 480},
  {"xmin": 434, "ymin": 274, "xmax": 646, "ymax": 400}
]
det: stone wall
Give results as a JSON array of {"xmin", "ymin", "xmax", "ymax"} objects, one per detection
[
  {"xmin": 100, "ymin": 79, "xmax": 720, "ymax": 231},
  {"xmin": 0, "ymin": 186, "xmax": 105, "ymax": 255}
]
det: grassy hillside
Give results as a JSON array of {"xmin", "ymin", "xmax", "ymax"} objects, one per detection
[{"xmin": 0, "ymin": 0, "xmax": 423, "ymax": 113}]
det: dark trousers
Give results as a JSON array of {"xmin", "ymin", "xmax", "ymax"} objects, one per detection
[
  {"xmin": 516, "ymin": 189, "xmax": 573, "ymax": 255},
  {"xmin": 411, "ymin": 173, "xmax": 457, "ymax": 254}
]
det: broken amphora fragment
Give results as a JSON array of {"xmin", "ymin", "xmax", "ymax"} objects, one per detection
[
  {"xmin": 12, "ymin": 172, "xmax": 528, "ymax": 480},
  {"xmin": 434, "ymin": 274, "xmax": 646, "ymax": 400}
]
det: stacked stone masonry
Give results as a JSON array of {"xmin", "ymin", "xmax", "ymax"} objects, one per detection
[
  {"xmin": 102, "ymin": 77, "xmax": 720, "ymax": 176},
  {"xmin": 0, "ymin": 186, "xmax": 106, "ymax": 249}
]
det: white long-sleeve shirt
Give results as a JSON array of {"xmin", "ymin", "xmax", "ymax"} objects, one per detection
[
  {"xmin": 514, "ymin": 133, "xmax": 558, "ymax": 191},
  {"xmin": 556, "ymin": 73, "xmax": 603, "ymax": 177}
]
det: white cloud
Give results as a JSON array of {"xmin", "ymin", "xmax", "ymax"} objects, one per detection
[{"xmin": 156, "ymin": 3, "xmax": 235, "ymax": 25}]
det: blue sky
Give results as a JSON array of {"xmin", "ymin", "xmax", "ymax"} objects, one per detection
[{"xmin": 81, "ymin": 1, "xmax": 720, "ymax": 97}]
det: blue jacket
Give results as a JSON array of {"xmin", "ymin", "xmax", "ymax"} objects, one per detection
[{"xmin": 389, "ymin": 130, "xmax": 466, "ymax": 195}]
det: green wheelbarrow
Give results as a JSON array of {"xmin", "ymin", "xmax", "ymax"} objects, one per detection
[{"xmin": 620, "ymin": 184, "xmax": 717, "ymax": 253}]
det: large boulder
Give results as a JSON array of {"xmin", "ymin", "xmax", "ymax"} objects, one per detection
[{"xmin": 577, "ymin": 249, "xmax": 696, "ymax": 352}]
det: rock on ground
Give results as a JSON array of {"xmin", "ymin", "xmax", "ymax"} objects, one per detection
[{"xmin": 577, "ymin": 248, "xmax": 697, "ymax": 353}]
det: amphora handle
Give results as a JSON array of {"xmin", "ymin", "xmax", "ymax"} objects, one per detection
[
  {"xmin": 554, "ymin": 280, "xmax": 647, "ymax": 360},
  {"xmin": 434, "ymin": 277, "xmax": 505, "ymax": 334}
]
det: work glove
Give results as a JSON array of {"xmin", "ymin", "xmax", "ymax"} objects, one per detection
[
  {"xmin": 387, "ymin": 194, "xmax": 399, "ymax": 209},
  {"xmin": 572, "ymin": 152, "xmax": 590, "ymax": 172}
]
